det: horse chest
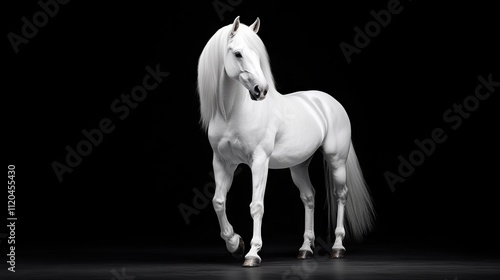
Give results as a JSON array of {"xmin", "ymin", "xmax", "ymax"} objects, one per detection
[
  {"xmin": 218, "ymin": 134, "xmax": 252, "ymax": 163},
  {"xmin": 209, "ymin": 128, "xmax": 256, "ymax": 163}
]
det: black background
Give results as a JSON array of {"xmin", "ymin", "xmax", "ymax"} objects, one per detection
[{"xmin": 4, "ymin": 0, "xmax": 499, "ymax": 257}]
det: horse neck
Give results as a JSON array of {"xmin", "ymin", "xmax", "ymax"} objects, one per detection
[{"xmin": 219, "ymin": 72, "xmax": 255, "ymax": 120}]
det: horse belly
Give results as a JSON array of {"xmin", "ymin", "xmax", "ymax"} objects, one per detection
[
  {"xmin": 268, "ymin": 115, "xmax": 324, "ymax": 169},
  {"xmin": 269, "ymin": 91, "xmax": 338, "ymax": 169}
]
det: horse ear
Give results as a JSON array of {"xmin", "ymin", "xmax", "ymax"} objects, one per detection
[
  {"xmin": 249, "ymin": 17, "xmax": 260, "ymax": 33},
  {"xmin": 231, "ymin": 16, "xmax": 240, "ymax": 36}
]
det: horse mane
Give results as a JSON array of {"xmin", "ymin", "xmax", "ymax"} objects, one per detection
[{"xmin": 197, "ymin": 23, "xmax": 276, "ymax": 131}]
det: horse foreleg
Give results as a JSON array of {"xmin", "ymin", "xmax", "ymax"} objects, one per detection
[
  {"xmin": 212, "ymin": 154, "xmax": 244, "ymax": 258},
  {"xmin": 290, "ymin": 159, "xmax": 316, "ymax": 259},
  {"xmin": 242, "ymin": 154, "xmax": 270, "ymax": 267}
]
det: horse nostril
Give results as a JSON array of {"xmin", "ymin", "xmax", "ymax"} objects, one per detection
[
  {"xmin": 263, "ymin": 89, "xmax": 268, "ymax": 96},
  {"xmin": 254, "ymin": 85, "xmax": 260, "ymax": 94}
]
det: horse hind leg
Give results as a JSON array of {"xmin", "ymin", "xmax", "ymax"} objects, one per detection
[
  {"xmin": 290, "ymin": 158, "xmax": 316, "ymax": 260},
  {"xmin": 325, "ymin": 141, "xmax": 376, "ymax": 259},
  {"xmin": 324, "ymin": 155, "xmax": 348, "ymax": 258}
]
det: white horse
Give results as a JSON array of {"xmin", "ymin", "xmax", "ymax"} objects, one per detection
[{"xmin": 197, "ymin": 16, "xmax": 375, "ymax": 267}]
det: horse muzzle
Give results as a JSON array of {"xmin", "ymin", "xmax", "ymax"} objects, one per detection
[{"xmin": 249, "ymin": 84, "xmax": 268, "ymax": 101}]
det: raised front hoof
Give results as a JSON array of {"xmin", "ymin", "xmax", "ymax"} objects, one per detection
[
  {"xmin": 330, "ymin": 248, "xmax": 345, "ymax": 259},
  {"xmin": 242, "ymin": 257, "xmax": 261, "ymax": 267},
  {"xmin": 231, "ymin": 237, "xmax": 245, "ymax": 259},
  {"xmin": 297, "ymin": 250, "xmax": 313, "ymax": 260}
]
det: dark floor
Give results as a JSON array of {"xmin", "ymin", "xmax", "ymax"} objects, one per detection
[{"xmin": 1, "ymin": 244, "xmax": 499, "ymax": 280}]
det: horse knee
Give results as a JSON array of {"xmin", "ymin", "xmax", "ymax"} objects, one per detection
[
  {"xmin": 212, "ymin": 197, "xmax": 225, "ymax": 213},
  {"xmin": 249, "ymin": 201, "xmax": 264, "ymax": 218}
]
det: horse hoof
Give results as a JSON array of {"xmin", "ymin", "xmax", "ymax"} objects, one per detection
[
  {"xmin": 242, "ymin": 257, "xmax": 261, "ymax": 267},
  {"xmin": 330, "ymin": 248, "xmax": 345, "ymax": 259},
  {"xmin": 231, "ymin": 237, "xmax": 245, "ymax": 259},
  {"xmin": 297, "ymin": 250, "xmax": 313, "ymax": 260}
]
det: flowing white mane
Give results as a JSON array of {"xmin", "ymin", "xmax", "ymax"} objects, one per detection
[{"xmin": 197, "ymin": 23, "xmax": 276, "ymax": 130}]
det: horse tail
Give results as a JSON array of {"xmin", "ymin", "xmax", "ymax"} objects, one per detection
[{"xmin": 325, "ymin": 141, "xmax": 375, "ymax": 242}]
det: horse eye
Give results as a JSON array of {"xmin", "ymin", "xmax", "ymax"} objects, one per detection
[{"xmin": 234, "ymin": 51, "xmax": 242, "ymax": 58}]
